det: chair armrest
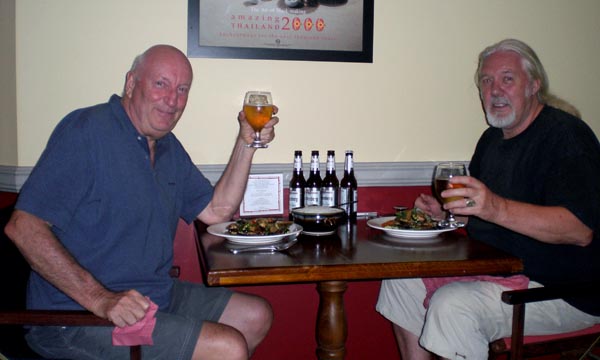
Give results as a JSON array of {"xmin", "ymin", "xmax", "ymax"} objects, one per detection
[
  {"xmin": 0, "ymin": 310, "xmax": 142, "ymax": 360},
  {"xmin": 501, "ymin": 281, "xmax": 600, "ymax": 305},
  {"xmin": 0, "ymin": 310, "xmax": 112, "ymax": 326},
  {"xmin": 495, "ymin": 282, "xmax": 600, "ymax": 360}
]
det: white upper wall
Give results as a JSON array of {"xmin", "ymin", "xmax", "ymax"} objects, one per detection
[{"xmin": 8, "ymin": 0, "xmax": 600, "ymax": 166}]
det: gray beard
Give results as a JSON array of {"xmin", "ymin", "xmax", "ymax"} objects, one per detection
[
  {"xmin": 484, "ymin": 94, "xmax": 517, "ymax": 129},
  {"xmin": 486, "ymin": 110, "xmax": 516, "ymax": 128},
  {"xmin": 483, "ymin": 86, "xmax": 532, "ymax": 129}
]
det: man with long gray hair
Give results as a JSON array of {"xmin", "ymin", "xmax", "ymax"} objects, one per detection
[{"xmin": 376, "ymin": 38, "xmax": 600, "ymax": 359}]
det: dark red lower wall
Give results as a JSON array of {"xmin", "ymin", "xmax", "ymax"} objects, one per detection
[
  {"xmin": 2, "ymin": 186, "xmax": 431, "ymax": 359},
  {"xmin": 0, "ymin": 192, "xmax": 17, "ymax": 209}
]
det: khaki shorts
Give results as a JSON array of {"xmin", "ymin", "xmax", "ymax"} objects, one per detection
[{"xmin": 377, "ymin": 278, "xmax": 600, "ymax": 360}]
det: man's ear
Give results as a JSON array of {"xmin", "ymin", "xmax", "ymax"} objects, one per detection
[
  {"xmin": 124, "ymin": 72, "xmax": 135, "ymax": 98},
  {"xmin": 530, "ymin": 79, "xmax": 541, "ymax": 97}
]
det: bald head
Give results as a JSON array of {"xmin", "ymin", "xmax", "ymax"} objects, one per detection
[
  {"xmin": 128, "ymin": 45, "xmax": 193, "ymax": 85},
  {"xmin": 121, "ymin": 45, "xmax": 193, "ymax": 140}
]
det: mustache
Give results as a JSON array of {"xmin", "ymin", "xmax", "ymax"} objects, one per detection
[{"xmin": 490, "ymin": 96, "xmax": 511, "ymax": 107}]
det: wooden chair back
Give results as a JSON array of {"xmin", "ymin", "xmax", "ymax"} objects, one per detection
[
  {"xmin": 0, "ymin": 205, "xmax": 141, "ymax": 360},
  {"xmin": 489, "ymin": 283, "xmax": 600, "ymax": 359}
]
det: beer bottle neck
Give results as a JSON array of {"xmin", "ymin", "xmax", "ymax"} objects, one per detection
[
  {"xmin": 344, "ymin": 156, "xmax": 354, "ymax": 173},
  {"xmin": 294, "ymin": 157, "xmax": 303, "ymax": 172},
  {"xmin": 326, "ymin": 158, "xmax": 335, "ymax": 173},
  {"xmin": 310, "ymin": 159, "xmax": 320, "ymax": 172}
]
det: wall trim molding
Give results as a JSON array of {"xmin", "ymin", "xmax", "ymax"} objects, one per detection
[
  {"xmin": 0, "ymin": 165, "xmax": 34, "ymax": 193},
  {"xmin": 0, "ymin": 161, "xmax": 468, "ymax": 193}
]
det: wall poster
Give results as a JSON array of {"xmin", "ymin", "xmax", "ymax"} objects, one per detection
[{"xmin": 188, "ymin": 0, "xmax": 374, "ymax": 63}]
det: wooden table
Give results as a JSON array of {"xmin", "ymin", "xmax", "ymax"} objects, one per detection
[{"xmin": 195, "ymin": 219, "xmax": 523, "ymax": 360}]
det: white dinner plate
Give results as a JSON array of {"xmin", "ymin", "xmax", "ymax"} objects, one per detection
[
  {"xmin": 393, "ymin": 205, "xmax": 409, "ymax": 211},
  {"xmin": 367, "ymin": 216, "xmax": 456, "ymax": 239},
  {"xmin": 207, "ymin": 222, "xmax": 303, "ymax": 245},
  {"xmin": 370, "ymin": 235, "xmax": 454, "ymax": 247}
]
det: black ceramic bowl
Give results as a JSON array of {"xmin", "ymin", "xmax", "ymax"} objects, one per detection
[{"xmin": 291, "ymin": 206, "xmax": 344, "ymax": 235}]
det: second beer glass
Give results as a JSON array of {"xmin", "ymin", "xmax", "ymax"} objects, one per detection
[{"xmin": 433, "ymin": 162, "xmax": 466, "ymax": 228}]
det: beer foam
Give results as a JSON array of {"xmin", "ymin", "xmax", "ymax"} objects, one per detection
[{"xmin": 248, "ymin": 94, "xmax": 268, "ymax": 105}]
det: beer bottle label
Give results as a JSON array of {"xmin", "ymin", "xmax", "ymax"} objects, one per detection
[
  {"xmin": 321, "ymin": 187, "xmax": 337, "ymax": 207},
  {"xmin": 340, "ymin": 188, "xmax": 350, "ymax": 212},
  {"xmin": 340, "ymin": 188, "xmax": 357, "ymax": 214},
  {"xmin": 289, "ymin": 188, "xmax": 302, "ymax": 209},
  {"xmin": 351, "ymin": 189, "xmax": 358, "ymax": 213},
  {"xmin": 305, "ymin": 188, "xmax": 320, "ymax": 206}
]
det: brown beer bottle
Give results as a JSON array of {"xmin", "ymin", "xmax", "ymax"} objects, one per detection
[
  {"xmin": 289, "ymin": 150, "xmax": 306, "ymax": 214},
  {"xmin": 304, "ymin": 150, "xmax": 322, "ymax": 206},
  {"xmin": 321, "ymin": 150, "xmax": 339, "ymax": 207},
  {"xmin": 339, "ymin": 150, "xmax": 357, "ymax": 221}
]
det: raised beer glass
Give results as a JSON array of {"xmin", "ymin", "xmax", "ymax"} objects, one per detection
[
  {"xmin": 433, "ymin": 162, "xmax": 466, "ymax": 228},
  {"xmin": 243, "ymin": 91, "xmax": 273, "ymax": 148}
]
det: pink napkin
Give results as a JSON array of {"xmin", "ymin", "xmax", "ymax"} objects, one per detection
[
  {"xmin": 422, "ymin": 275, "xmax": 529, "ymax": 308},
  {"xmin": 112, "ymin": 298, "xmax": 158, "ymax": 346}
]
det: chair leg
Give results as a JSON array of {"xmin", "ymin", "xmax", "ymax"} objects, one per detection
[
  {"xmin": 510, "ymin": 303, "xmax": 525, "ymax": 360},
  {"xmin": 580, "ymin": 335, "xmax": 600, "ymax": 360},
  {"xmin": 130, "ymin": 345, "xmax": 142, "ymax": 360}
]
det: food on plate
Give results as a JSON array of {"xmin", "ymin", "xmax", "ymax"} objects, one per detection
[
  {"xmin": 226, "ymin": 218, "xmax": 293, "ymax": 236},
  {"xmin": 381, "ymin": 208, "xmax": 438, "ymax": 230}
]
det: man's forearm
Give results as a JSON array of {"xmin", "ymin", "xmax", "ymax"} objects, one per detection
[
  {"xmin": 490, "ymin": 200, "xmax": 592, "ymax": 246},
  {"xmin": 5, "ymin": 210, "xmax": 110, "ymax": 314},
  {"xmin": 200, "ymin": 138, "xmax": 256, "ymax": 224}
]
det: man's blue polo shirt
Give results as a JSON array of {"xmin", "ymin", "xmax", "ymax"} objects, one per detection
[{"xmin": 16, "ymin": 95, "xmax": 214, "ymax": 310}]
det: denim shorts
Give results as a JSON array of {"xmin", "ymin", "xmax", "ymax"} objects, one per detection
[{"xmin": 25, "ymin": 280, "xmax": 233, "ymax": 360}]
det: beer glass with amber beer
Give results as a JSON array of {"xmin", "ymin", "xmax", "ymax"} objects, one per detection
[
  {"xmin": 433, "ymin": 162, "xmax": 466, "ymax": 228},
  {"xmin": 243, "ymin": 91, "xmax": 273, "ymax": 148}
]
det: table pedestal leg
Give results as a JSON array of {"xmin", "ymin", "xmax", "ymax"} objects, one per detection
[{"xmin": 316, "ymin": 281, "xmax": 348, "ymax": 360}]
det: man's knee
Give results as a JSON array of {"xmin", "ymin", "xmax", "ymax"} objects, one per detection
[
  {"xmin": 227, "ymin": 293, "xmax": 273, "ymax": 331},
  {"xmin": 422, "ymin": 283, "xmax": 499, "ymax": 359},
  {"xmin": 249, "ymin": 296, "xmax": 273, "ymax": 333},
  {"xmin": 427, "ymin": 282, "xmax": 478, "ymax": 322},
  {"xmin": 219, "ymin": 292, "xmax": 273, "ymax": 353},
  {"xmin": 194, "ymin": 323, "xmax": 249, "ymax": 360}
]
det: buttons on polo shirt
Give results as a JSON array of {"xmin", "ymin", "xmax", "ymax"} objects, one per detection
[{"xmin": 135, "ymin": 135, "xmax": 151, "ymax": 160}]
